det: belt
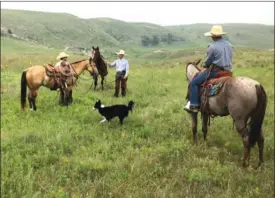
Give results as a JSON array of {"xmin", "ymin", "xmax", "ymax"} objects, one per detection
[{"xmin": 212, "ymin": 65, "xmax": 224, "ymax": 71}]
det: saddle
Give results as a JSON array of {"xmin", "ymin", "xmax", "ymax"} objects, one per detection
[
  {"xmin": 186, "ymin": 68, "xmax": 233, "ymax": 115},
  {"xmin": 45, "ymin": 62, "xmax": 75, "ymax": 90}
]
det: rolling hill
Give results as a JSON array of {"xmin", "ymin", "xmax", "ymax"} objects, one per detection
[{"xmin": 1, "ymin": 9, "xmax": 274, "ymax": 50}]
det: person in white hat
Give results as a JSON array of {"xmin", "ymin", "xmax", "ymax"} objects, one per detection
[
  {"xmin": 55, "ymin": 52, "xmax": 70, "ymax": 69},
  {"xmin": 107, "ymin": 49, "xmax": 129, "ymax": 97},
  {"xmin": 184, "ymin": 25, "xmax": 233, "ymax": 113}
]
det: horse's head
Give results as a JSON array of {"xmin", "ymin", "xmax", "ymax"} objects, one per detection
[
  {"xmin": 87, "ymin": 58, "xmax": 98, "ymax": 77},
  {"xmin": 186, "ymin": 59, "xmax": 201, "ymax": 82},
  {"xmin": 91, "ymin": 46, "xmax": 100, "ymax": 60}
]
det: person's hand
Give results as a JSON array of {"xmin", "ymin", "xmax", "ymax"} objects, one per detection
[{"xmin": 123, "ymin": 75, "xmax": 127, "ymax": 79}]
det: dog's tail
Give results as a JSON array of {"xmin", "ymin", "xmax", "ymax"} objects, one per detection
[{"xmin": 128, "ymin": 100, "xmax": 134, "ymax": 112}]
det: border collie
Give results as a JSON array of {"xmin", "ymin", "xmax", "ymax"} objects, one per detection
[{"xmin": 93, "ymin": 100, "xmax": 135, "ymax": 125}]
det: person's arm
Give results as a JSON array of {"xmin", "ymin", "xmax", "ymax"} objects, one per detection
[
  {"xmin": 202, "ymin": 46, "xmax": 215, "ymax": 67},
  {"xmin": 124, "ymin": 60, "xmax": 129, "ymax": 78},
  {"xmin": 108, "ymin": 60, "xmax": 116, "ymax": 67}
]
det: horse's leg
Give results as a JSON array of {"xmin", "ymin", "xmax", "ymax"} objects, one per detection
[
  {"xmin": 32, "ymin": 90, "xmax": 38, "ymax": 111},
  {"xmin": 94, "ymin": 76, "xmax": 98, "ymax": 90},
  {"xmin": 256, "ymin": 130, "xmax": 264, "ymax": 168},
  {"xmin": 235, "ymin": 119, "xmax": 250, "ymax": 167},
  {"xmin": 28, "ymin": 91, "xmax": 33, "ymax": 110},
  {"xmin": 101, "ymin": 76, "xmax": 104, "ymax": 90},
  {"xmin": 28, "ymin": 89, "xmax": 38, "ymax": 111},
  {"xmin": 68, "ymin": 90, "xmax": 73, "ymax": 104},
  {"xmin": 190, "ymin": 112, "xmax": 198, "ymax": 145},
  {"xmin": 59, "ymin": 89, "xmax": 64, "ymax": 105},
  {"xmin": 202, "ymin": 113, "xmax": 209, "ymax": 141}
]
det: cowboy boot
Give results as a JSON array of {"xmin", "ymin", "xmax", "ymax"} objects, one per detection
[
  {"xmin": 114, "ymin": 87, "xmax": 119, "ymax": 97},
  {"xmin": 121, "ymin": 88, "xmax": 126, "ymax": 97}
]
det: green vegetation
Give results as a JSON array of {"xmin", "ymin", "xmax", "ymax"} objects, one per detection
[
  {"xmin": 1, "ymin": 9, "xmax": 274, "ymax": 49},
  {"xmin": 1, "ymin": 35, "xmax": 274, "ymax": 197}
]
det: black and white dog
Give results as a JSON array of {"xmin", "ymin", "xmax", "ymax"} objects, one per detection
[{"xmin": 93, "ymin": 100, "xmax": 135, "ymax": 125}]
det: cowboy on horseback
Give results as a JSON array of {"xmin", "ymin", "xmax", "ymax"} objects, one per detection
[
  {"xmin": 184, "ymin": 25, "xmax": 233, "ymax": 113},
  {"xmin": 107, "ymin": 50, "xmax": 129, "ymax": 97}
]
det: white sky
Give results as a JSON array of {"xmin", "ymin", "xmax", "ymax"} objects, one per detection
[{"xmin": 1, "ymin": 2, "xmax": 274, "ymax": 26}]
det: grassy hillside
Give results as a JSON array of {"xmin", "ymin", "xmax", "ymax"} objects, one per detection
[
  {"xmin": 167, "ymin": 23, "xmax": 275, "ymax": 48},
  {"xmin": 1, "ymin": 38, "xmax": 274, "ymax": 197},
  {"xmin": 1, "ymin": 9, "xmax": 274, "ymax": 50}
]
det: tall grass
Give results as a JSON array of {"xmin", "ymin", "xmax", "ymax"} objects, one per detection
[{"xmin": 1, "ymin": 41, "xmax": 274, "ymax": 197}]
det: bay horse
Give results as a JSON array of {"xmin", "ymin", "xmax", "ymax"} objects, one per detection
[
  {"xmin": 90, "ymin": 46, "xmax": 108, "ymax": 90},
  {"xmin": 20, "ymin": 59, "xmax": 98, "ymax": 111},
  {"xmin": 185, "ymin": 59, "xmax": 267, "ymax": 168}
]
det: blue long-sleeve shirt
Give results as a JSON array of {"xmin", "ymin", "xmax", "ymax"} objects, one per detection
[{"xmin": 203, "ymin": 38, "xmax": 233, "ymax": 71}]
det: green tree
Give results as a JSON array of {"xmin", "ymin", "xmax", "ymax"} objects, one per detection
[
  {"xmin": 151, "ymin": 35, "xmax": 159, "ymax": 46},
  {"xmin": 141, "ymin": 35, "xmax": 150, "ymax": 46}
]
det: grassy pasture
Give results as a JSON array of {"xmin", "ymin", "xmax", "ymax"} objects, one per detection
[{"xmin": 1, "ymin": 38, "xmax": 274, "ymax": 198}]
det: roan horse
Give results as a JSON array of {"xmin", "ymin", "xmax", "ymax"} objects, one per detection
[
  {"xmin": 90, "ymin": 46, "xmax": 108, "ymax": 90},
  {"xmin": 185, "ymin": 59, "xmax": 267, "ymax": 168},
  {"xmin": 21, "ymin": 59, "xmax": 98, "ymax": 111}
]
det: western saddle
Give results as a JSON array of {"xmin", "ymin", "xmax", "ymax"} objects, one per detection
[
  {"xmin": 186, "ymin": 66, "xmax": 233, "ymax": 115},
  {"xmin": 45, "ymin": 61, "xmax": 75, "ymax": 90}
]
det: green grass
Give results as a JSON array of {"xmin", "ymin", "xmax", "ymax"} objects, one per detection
[{"xmin": 1, "ymin": 40, "xmax": 274, "ymax": 197}]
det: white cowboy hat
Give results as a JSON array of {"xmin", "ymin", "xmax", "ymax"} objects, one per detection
[
  {"xmin": 56, "ymin": 52, "xmax": 69, "ymax": 60},
  {"xmin": 204, "ymin": 25, "xmax": 227, "ymax": 37},
  {"xmin": 116, "ymin": 50, "xmax": 125, "ymax": 55}
]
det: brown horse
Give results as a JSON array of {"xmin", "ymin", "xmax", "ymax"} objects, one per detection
[
  {"xmin": 21, "ymin": 59, "xmax": 98, "ymax": 111},
  {"xmin": 90, "ymin": 46, "xmax": 108, "ymax": 90},
  {"xmin": 185, "ymin": 59, "xmax": 267, "ymax": 168}
]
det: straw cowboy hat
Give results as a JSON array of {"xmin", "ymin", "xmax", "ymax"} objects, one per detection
[
  {"xmin": 204, "ymin": 25, "xmax": 227, "ymax": 37},
  {"xmin": 116, "ymin": 50, "xmax": 125, "ymax": 55},
  {"xmin": 56, "ymin": 52, "xmax": 69, "ymax": 60}
]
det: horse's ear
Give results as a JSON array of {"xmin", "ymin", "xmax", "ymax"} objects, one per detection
[
  {"xmin": 92, "ymin": 46, "xmax": 95, "ymax": 49},
  {"xmin": 195, "ymin": 59, "xmax": 201, "ymax": 66},
  {"xmin": 96, "ymin": 46, "xmax": 99, "ymax": 50}
]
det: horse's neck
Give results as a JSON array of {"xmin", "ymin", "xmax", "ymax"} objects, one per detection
[
  {"xmin": 187, "ymin": 65, "xmax": 200, "ymax": 82},
  {"xmin": 94, "ymin": 56, "xmax": 103, "ymax": 64},
  {"xmin": 72, "ymin": 61, "xmax": 87, "ymax": 76}
]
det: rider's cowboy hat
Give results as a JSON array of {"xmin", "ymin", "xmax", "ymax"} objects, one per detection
[
  {"xmin": 56, "ymin": 52, "xmax": 69, "ymax": 60},
  {"xmin": 116, "ymin": 50, "xmax": 125, "ymax": 55},
  {"xmin": 204, "ymin": 25, "xmax": 227, "ymax": 37}
]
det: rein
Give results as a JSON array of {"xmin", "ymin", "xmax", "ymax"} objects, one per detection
[{"xmin": 70, "ymin": 64, "xmax": 78, "ymax": 79}]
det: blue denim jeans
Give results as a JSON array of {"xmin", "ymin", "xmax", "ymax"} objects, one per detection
[{"xmin": 189, "ymin": 69, "xmax": 217, "ymax": 107}]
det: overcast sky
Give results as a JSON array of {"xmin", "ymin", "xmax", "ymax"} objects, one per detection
[{"xmin": 1, "ymin": 2, "xmax": 274, "ymax": 26}]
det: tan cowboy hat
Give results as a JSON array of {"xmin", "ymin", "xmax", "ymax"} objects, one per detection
[
  {"xmin": 116, "ymin": 50, "xmax": 125, "ymax": 55},
  {"xmin": 56, "ymin": 52, "xmax": 69, "ymax": 60},
  {"xmin": 204, "ymin": 25, "xmax": 227, "ymax": 37}
]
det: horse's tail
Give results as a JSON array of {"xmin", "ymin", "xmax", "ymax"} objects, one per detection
[
  {"xmin": 248, "ymin": 84, "xmax": 267, "ymax": 147},
  {"xmin": 128, "ymin": 100, "xmax": 135, "ymax": 112},
  {"xmin": 21, "ymin": 71, "xmax": 27, "ymax": 111}
]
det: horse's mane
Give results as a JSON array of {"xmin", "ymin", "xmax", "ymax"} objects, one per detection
[{"xmin": 71, "ymin": 59, "xmax": 88, "ymax": 64}]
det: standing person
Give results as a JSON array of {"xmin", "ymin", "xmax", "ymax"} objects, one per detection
[
  {"xmin": 107, "ymin": 50, "xmax": 129, "ymax": 97},
  {"xmin": 55, "ymin": 52, "xmax": 70, "ymax": 69},
  {"xmin": 184, "ymin": 25, "xmax": 233, "ymax": 113}
]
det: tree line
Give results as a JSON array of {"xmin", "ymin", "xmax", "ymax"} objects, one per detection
[{"xmin": 141, "ymin": 33, "xmax": 182, "ymax": 47}]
